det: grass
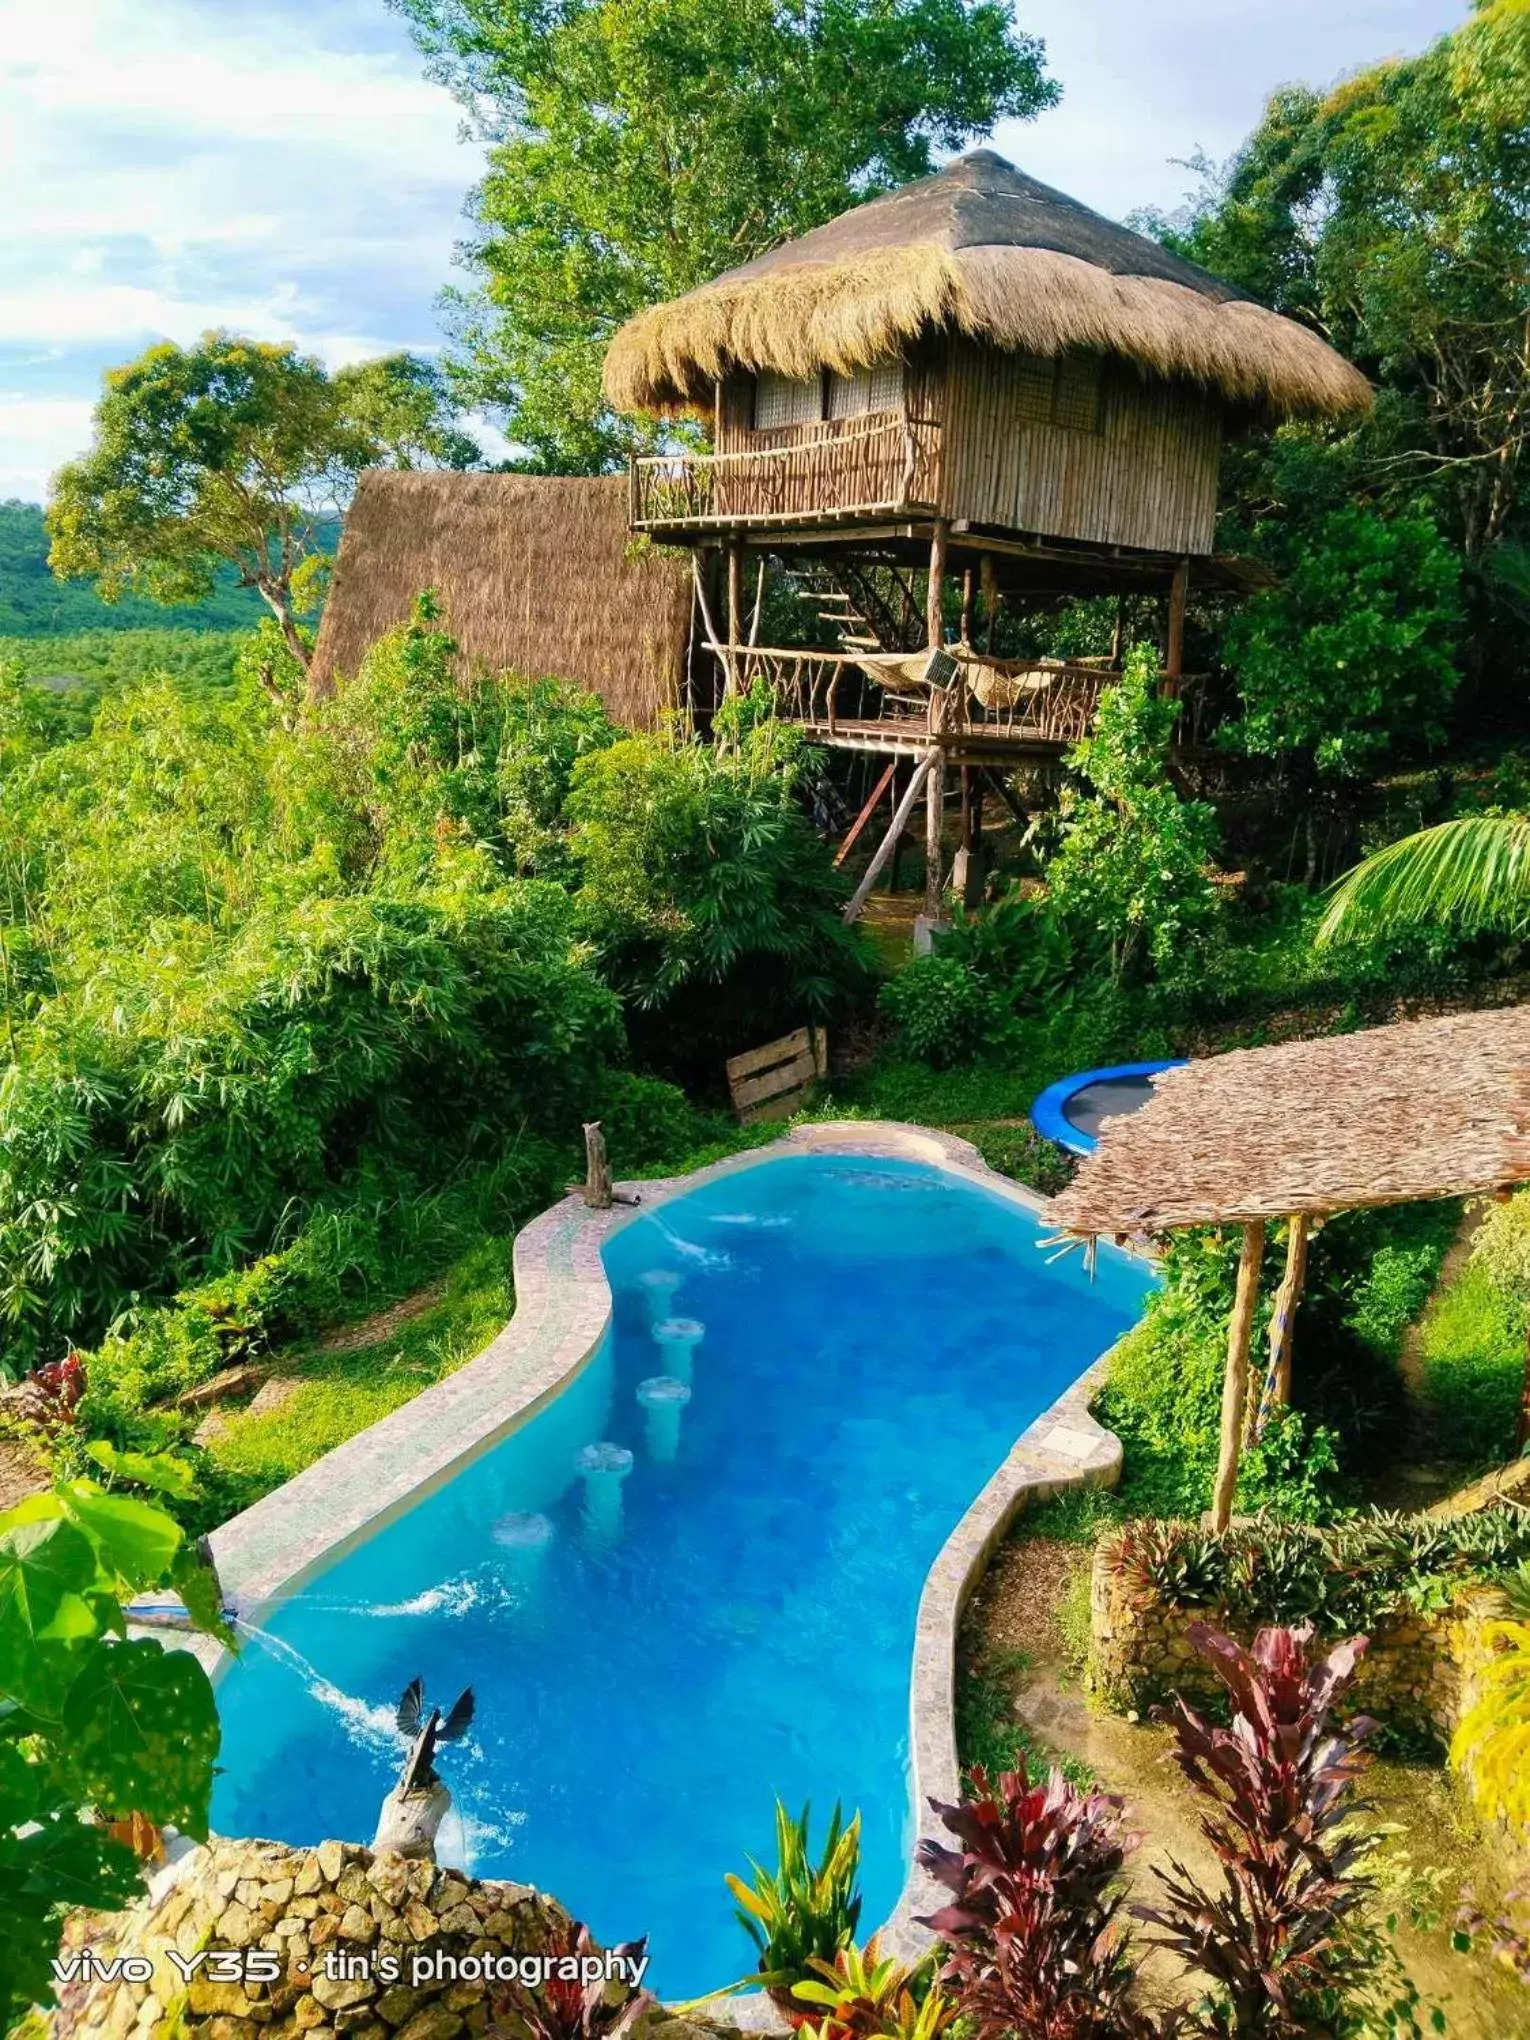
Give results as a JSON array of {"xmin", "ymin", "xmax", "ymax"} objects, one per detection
[
  {"xmin": 1417, "ymin": 1257, "xmax": 1524, "ymax": 1470},
  {"xmin": 954, "ymin": 1633, "xmax": 1093, "ymax": 1789},
  {"xmin": 204, "ymin": 1235, "xmax": 513, "ymax": 1500}
]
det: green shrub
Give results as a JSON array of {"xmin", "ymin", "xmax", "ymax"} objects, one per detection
[
  {"xmin": 1107, "ymin": 1504, "xmax": 1530, "ymax": 1636},
  {"xmin": 878, "ymin": 954, "xmax": 999, "ymax": 1068}
]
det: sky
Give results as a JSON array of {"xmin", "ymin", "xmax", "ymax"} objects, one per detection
[{"xmin": 0, "ymin": 0, "xmax": 1470, "ymax": 506}]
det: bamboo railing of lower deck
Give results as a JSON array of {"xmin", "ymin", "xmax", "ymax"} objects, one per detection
[
  {"xmin": 717, "ymin": 645, "xmax": 1127, "ymax": 749},
  {"xmin": 631, "ymin": 412, "xmax": 940, "ymax": 528}
]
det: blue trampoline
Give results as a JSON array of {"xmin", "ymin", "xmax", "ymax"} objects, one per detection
[{"xmin": 1031, "ymin": 1059, "xmax": 1187, "ymax": 1157}]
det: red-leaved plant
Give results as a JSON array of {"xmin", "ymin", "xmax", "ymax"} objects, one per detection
[
  {"xmin": 916, "ymin": 1761, "xmax": 1148, "ymax": 2040},
  {"xmin": 1137, "ymin": 1622, "xmax": 1379, "ymax": 2036},
  {"xmin": 493, "ymin": 1923, "xmax": 655, "ymax": 2040}
]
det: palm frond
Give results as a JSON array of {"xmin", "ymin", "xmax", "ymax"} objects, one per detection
[{"xmin": 1317, "ymin": 815, "xmax": 1530, "ymax": 945}]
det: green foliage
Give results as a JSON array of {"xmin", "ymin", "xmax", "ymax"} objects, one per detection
[
  {"xmin": 1417, "ymin": 1256, "xmax": 1524, "ymax": 1470},
  {"xmin": 392, "ymin": 0, "xmax": 1056, "ymax": 467},
  {"xmin": 878, "ymin": 955, "xmax": 998, "ymax": 1069},
  {"xmin": 496, "ymin": 676, "xmax": 620, "ymax": 878},
  {"xmin": 1169, "ymin": 7, "xmax": 1530, "ymax": 573},
  {"xmin": 1047, "ymin": 647, "xmax": 1224, "ymax": 987},
  {"xmin": 1108, "ymin": 1504, "xmax": 1530, "ymax": 1637},
  {"xmin": 198, "ymin": 1233, "xmax": 515, "ymax": 1513},
  {"xmin": 1222, "ymin": 506, "xmax": 1461, "ymax": 783},
  {"xmin": 0, "ymin": 602, "xmax": 625, "ymax": 1368},
  {"xmin": 0, "ymin": 501, "xmax": 260, "ymax": 637},
  {"xmin": 726, "ymin": 1800, "xmax": 863, "ymax": 1993},
  {"xmin": 46, "ymin": 337, "xmax": 473, "ymax": 666},
  {"xmin": 1321, "ymin": 814, "xmax": 1530, "ymax": 945},
  {"xmin": 567, "ymin": 694, "xmax": 871, "ymax": 1064},
  {"xmin": 0, "ymin": 1477, "xmax": 224, "ymax": 2029},
  {"xmin": 1097, "ymin": 1201, "xmax": 1457, "ymax": 1522}
]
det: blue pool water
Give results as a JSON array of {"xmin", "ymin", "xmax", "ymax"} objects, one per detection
[{"xmin": 210, "ymin": 1155, "xmax": 1153, "ymax": 1995}]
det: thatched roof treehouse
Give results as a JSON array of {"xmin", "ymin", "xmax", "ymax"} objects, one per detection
[{"xmin": 604, "ymin": 151, "xmax": 1370, "ymax": 915}]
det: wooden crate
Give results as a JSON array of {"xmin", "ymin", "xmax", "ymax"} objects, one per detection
[{"xmin": 725, "ymin": 1026, "xmax": 828, "ymax": 1125}]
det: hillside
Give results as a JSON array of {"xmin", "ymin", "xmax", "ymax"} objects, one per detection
[{"xmin": 0, "ymin": 498, "xmax": 265, "ymax": 634}]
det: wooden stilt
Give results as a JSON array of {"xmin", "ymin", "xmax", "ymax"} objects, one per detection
[
  {"xmin": 1161, "ymin": 557, "xmax": 1189, "ymax": 700},
  {"xmin": 833, "ymin": 761, "xmax": 897, "ymax": 870},
  {"xmin": 843, "ymin": 747, "xmax": 940, "ymax": 922},
  {"xmin": 924, "ymin": 756, "xmax": 945, "ymax": 919},
  {"xmin": 727, "ymin": 537, "xmax": 746, "ymax": 692},
  {"xmin": 960, "ymin": 567, "xmax": 975, "ymax": 645},
  {"xmin": 1212, "ymin": 1220, "xmax": 1266, "ymax": 1533},
  {"xmin": 1251, "ymin": 1213, "xmax": 1310, "ymax": 1441},
  {"xmin": 1111, "ymin": 594, "xmax": 1126, "ymax": 668},
  {"xmin": 926, "ymin": 519, "xmax": 949, "ymax": 649},
  {"xmin": 985, "ymin": 768, "xmax": 1029, "ymax": 832}
]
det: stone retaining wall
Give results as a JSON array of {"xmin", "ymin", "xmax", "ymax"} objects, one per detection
[
  {"xmin": 1088, "ymin": 1537, "xmax": 1502, "ymax": 1748},
  {"xmin": 47, "ymin": 1839, "xmax": 734, "ymax": 2040}
]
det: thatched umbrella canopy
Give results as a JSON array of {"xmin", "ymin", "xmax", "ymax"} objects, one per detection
[
  {"xmin": 604, "ymin": 150, "xmax": 1372, "ymax": 424},
  {"xmin": 308, "ymin": 471, "xmax": 693, "ymax": 725},
  {"xmin": 1048, "ymin": 1005, "xmax": 1530, "ymax": 1528}
]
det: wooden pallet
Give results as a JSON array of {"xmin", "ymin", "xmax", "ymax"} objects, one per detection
[{"xmin": 725, "ymin": 1026, "xmax": 828, "ymax": 1124}]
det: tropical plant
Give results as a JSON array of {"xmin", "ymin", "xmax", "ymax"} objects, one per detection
[
  {"xmin": 878, "ymin": 954, "xmax": 999, "ymax": 1068},
  {"xmin": 1220, "ymin": 505, "xmax": 1461, "ymax": 790},
  {"xmin": 790, "ymin": 1938, "xmax": 952, "ymax": 2040},
  {"xmin": 1448, "ymin": 1559, "xmax": 1530, "ymax": 1833},
  {"xmin": 498, "ymin": 1921, "xmax": 655, "ymax": 2040},
  {"xmin": 1319, "ymin": 812, "xmax": 1530, "ymax": 945},
  {"xmin": 47, "ymin": 336, "xmax": 475, "ymax": 671},
  {"xmin": 391, "ymin": 0, "xmax": 1056, "ymax": 468},
  {"xmin": 726, "ymin": 1800, "xmax": 863, "ymax": 1997},
  {"xmin": 1137, "ymin": 1624, "xmax": 1384, "ymax": 2036},
  {"xmin": 0, "ymin": 1457, "xmax": 227, "ymax": 2029},
  {"xmin": 1107, "ymin": 1506, "xmax": 1530, "ymax": 1640},
  {"xmin": 917, "ymin": 1761, "xmax": 1142, "ymax": 2039}
]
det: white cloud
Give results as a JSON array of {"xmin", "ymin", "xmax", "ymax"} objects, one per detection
[
  {"xmin": 0, "ymin": 0, "xmax": 1478, "ymax": 502},
  {"xmin": 0, "ymin": 0, "xmax": 482, "ymax": 496},
  {"xmin": 0, "ymin": 395, "xmax": 97, "ymax": 504},
  {"xmin": 1000, "ymin": 0, "xmax": 1470, "ymax": 220}
]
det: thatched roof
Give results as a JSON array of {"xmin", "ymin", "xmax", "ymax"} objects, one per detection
[
  {"xmin": 1050, "ymin": 1005, "xmax": 1530, "ymax": 1236},
  {"xmin": 308, "ymin": 471, "xmax": 693, "ymax": 725},
  {"xmin": 604, "ymin": 151, "xmax": 1371, "ymax": 424}
]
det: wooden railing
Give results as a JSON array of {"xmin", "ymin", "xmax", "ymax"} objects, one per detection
[
  {"xmin": 715, "ymin": 645, "xmax": 1117, "ymax": 749},
  {"xmin": 631, "ymin": 412, "xmax": 941, "ymax": 528}
]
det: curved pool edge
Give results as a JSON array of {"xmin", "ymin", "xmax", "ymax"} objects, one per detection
[{"xmin": 174, "ymin": 1120, "xmax": 1134, "ymax": 2006}]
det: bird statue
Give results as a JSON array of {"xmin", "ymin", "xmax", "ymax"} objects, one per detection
[
  {"xmin": 395, "ymin": 1677, "xmax": 475, "ymax": 1796},
  {"xmin": 372, "ymin": 1676, "xmax": 476, "ymax": 1862}
]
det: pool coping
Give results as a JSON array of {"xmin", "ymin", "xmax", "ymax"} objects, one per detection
[{"xmin": 181, "ymin": 1120, "xmax": 1134, "ymax": 2004}]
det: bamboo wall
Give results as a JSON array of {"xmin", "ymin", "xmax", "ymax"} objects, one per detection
[
  {"xmin": 715, "ymin": 336, "xmax": 1221, "ymax": 557},
  {"xmin": 939, "ymin": 338, "xmax": 1221, "ymax": 555}
]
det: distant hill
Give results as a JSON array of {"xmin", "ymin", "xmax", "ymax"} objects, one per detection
[{"xmin": 0, "ymin": 499, "xmax": 303, "ymax": 636}]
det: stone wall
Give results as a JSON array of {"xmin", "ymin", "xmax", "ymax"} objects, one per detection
[
  {"xmin": 46, "ymin": 1838, "xmax": 735, "ymax": 2040},
  {"xmin": 1088, "ymin": 1538, "xmax": 1501, "ymax": 1751}
]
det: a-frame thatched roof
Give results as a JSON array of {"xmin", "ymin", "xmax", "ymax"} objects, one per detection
[
  {"xmin": 604, "ymin": 151, "xmax": 1371, "ymax": 424},
  {"xmin": 308, "ymin": 471, "xmax": 693, "ymax": 725},
  {"xmin": 1050, "ymin": 1004, "xmax": 1530, "ymax": 1237}
]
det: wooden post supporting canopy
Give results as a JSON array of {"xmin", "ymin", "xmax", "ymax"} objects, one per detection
[
  {"xmin": 1212, "ymin": 1220, "xmax": 1266, "ymax": 1533},
  {"xmin": 1251, "ymin": 1213, "xmax": 1310, "ymax": 1442}
]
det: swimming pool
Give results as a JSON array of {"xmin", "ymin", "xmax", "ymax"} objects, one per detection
[{"xmin": 209, "ymin": 1151, "xmax": 1153, "ymax": 1996}]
